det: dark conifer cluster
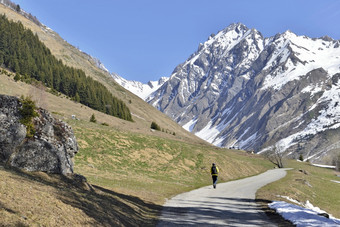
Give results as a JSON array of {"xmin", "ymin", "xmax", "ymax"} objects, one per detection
[{"xmin": 0, "ymin": 15, "xmax": 132, "ymax": 121}]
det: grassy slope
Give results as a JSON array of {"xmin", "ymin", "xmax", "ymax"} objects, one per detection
[
  {"xmin": 0, "ymin": 72, "xmax": 273, "ymax": 226},
  {"xmin": 257, "ymin": 161, "xmax": 340, "ymax": 219},
  {"xmin": 0, "ymin": 5, "xmax": 273, "ymax": 226},
  {"xmin": 0, "ymin": 166, "xmax": 161, "ymax": 227},
  {"xmin": 71, "ymin": 118, "xmax": 273, "ymax": 204},
  {"xmin": 0, "ymin": 4, "xmax": 201, "ymax": 144}
]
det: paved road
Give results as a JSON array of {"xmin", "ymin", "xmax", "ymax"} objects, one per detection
[{"xmin": 157, "ymin": 168, "xmax": 290, "ymax": 226}]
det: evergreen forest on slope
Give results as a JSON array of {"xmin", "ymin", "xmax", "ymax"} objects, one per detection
[{"xmin": 0, "ymin": 14, "xmax": 132, "ymax": 121}]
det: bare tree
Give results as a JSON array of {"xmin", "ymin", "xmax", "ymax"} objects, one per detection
[{"xmin": 264, "ymin": 144, "xmax": 285, "ymax": 168}]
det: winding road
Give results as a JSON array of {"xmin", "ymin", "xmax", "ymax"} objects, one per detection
[{"xmin": 157, "ymin": 168, "xmax": 290, "ymax": 226}]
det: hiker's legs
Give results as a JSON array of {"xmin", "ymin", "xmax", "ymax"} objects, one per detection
[{"xmin": 212, "ymin": 176, "xmax": 218, "ymax": 188}]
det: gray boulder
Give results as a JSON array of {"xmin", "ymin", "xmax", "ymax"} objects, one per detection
[{"xmin": 0, "ymin": 94, "xmax": 78, "ymax": 175}]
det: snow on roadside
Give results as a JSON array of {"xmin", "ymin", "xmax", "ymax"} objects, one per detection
[
  {"xmin": 311, "ymin": 163, "xmax": 336, "ymax": 169},
  {"xmin": 269, "ymin": 197, "xmax": 340, "ymax": 226}
]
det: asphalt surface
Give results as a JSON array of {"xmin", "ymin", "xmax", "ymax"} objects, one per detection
[{"xmin": 157, "ymin": 168, "xmax": 290, "ymax": 226}]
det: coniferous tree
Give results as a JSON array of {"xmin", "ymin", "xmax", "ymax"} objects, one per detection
[
  {"xmin": 0, "ymin": 15, "xmax": 132, "ymax": 121},
  {"xmin": 151, "ymin": 121, "xmax": 161, "ymax": 131},
  {"xmin": 90, "ymin": 114, "xmax": 97, "ymax": 123},
  {"xmin": 16, "ymin": 4, "xmax": 20, "ymax": 12}
]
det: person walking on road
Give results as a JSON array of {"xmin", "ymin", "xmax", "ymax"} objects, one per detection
[{"xmin": 210, "ymin": 163, "xmax": 219, "ymax": 189}]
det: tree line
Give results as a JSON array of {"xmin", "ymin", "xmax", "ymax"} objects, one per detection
[{"xmin": 0, "ymin": 14, "xmax": 132, "ymax": 121}]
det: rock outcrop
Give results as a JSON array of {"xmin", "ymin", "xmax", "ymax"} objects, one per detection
[{"xmin": 0, "ymin": 94, "xmax": 78, "ymax": 175}]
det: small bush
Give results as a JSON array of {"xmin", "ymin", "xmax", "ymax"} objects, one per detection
[
  {"xmin": 299, "ymin": 154, "xmax": 304, "ymax": 161},
  {"xmin": 19, "ymin": 96, "xmax": 38, "ymax": 138},
  {"xmin": 90, "ymin": 114, "xmax": 97, "ymax": 123},
  {"xmin": 151, "ymin": 121, "xmax": 161, "ymax": 131},
  {"xmin": 14, "ymin": 73, "xmax": 20, "ymax": 81}
]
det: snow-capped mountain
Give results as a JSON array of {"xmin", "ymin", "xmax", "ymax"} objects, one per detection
[
  {"xmin": 112, "ymin": 73, "xmax": 168, "ymax": 100},
  {"xmin": 147, "ymin": 23, "xmax": 340, "ymax": 164}
]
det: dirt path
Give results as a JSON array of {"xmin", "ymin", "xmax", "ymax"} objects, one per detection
[{"xmin": 157, "ymin": 168, "xmax": 290, "ymax": 226}]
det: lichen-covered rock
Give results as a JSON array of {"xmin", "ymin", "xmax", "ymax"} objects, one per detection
[{"xmin": 0, "ymin": 94, "xmax": 78, "ymax": 175}]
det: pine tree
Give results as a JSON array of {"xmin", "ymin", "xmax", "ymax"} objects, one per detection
[
  {"xmin": 16, "ymin": 4, "xmax": 21, "ymax": 12},
  {"xmin": 151, "ymin": 121, "xmax": 161, "ymax": 131},
  {"xmin": 90, "ymin": 114, "xmax": 97, "ymax": 123}
]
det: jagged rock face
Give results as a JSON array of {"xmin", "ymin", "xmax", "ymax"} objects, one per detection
[
  {"xmin": 147, "ymin": 23, "xmax": 340, "ymax": 164},
  {"xmin": 0, "ymin": 95, "xmax": 78, "ymax": 175}
]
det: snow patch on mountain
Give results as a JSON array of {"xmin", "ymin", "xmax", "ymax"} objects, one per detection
[
  {"xmin": 262, "ymin": 31, "xmax": 340, "ymax": 90},
  {"xmin": 274, "ymin": 80, "xmax": 340, "ymax": 154},
  {"xmin": 112, "ymin": 73, "xmax": 168, "ymax": 100},
  {"xmin": 146, "ymin": 22, "xmax": 340, "ymax": 163}
]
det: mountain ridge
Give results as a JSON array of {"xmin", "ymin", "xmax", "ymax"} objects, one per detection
[
  {"xmin": 141, "ymin": 23, "xmax": 340, "ymax": 164},
  {"xmin": 0, "ymin": 2, "xmax": 206, "ymax": 146},
  {"xmin": 112, "ymin": 73, "xmax": 169, "ymax": 100}
]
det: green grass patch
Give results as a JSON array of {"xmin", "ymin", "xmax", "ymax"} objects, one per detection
[
  {"xmin": 257, "ymin": 160, "xmax": 340, "ymax": 218},
  {"xmin": 70, "ymin": 119, "xmax": 272, "ymax": 204}
]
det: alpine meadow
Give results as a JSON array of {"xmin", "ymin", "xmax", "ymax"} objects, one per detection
[{"xmin": 0, "ymin": 1, "xmax": 339, "ymax": 226}]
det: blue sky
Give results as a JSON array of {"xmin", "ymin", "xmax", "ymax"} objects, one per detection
[{"xmin": 14, "ymin": 0, "xmax": 340, "ymax": 83}]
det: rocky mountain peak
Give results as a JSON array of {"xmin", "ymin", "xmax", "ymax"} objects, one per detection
[
  {"xmin": 223, "ymin": 22, "xmax": 249, "ymax": 34},
  {"xmin": 198, "ymin": 23, "xmax": 253, "ymax": 53},
  {"xmin": 145, "ymin": 23, "xmax": 340, "ymax": 164}
]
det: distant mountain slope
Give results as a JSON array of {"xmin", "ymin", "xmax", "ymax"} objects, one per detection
[
  {"xmin": 112, "ymin": 74, "xmax": 168, "ymax": 100},
  {"xmin": 147, "ymin": 23, "xmax": 340, "ymax": 164},
  {"xmin": 0, "ymin": 2, "xmax": 203, "ymax": 144}
]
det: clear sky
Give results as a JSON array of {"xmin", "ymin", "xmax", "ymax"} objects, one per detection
[{"xmin": 13, "ymin": 0, "xmax": 340, "ymax": 83}]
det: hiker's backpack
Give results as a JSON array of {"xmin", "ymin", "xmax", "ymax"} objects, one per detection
[{"xmin": 211, "ymin": 166, "xmax": 217, "ymax": 174}]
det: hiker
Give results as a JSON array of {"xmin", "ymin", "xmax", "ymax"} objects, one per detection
[{"xmin": 210, "ymin": 163, "xmax": 219, "ymax": 189}]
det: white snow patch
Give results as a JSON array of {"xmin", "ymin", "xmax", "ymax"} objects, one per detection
[
  {"xmin": 311, "ymin": 163, "xmax": 336, "ymax": 169},
  {"xmin": 113, "ymin": 74, "xmax": 169, "ymax": 100},
  {"xmin": 182, "ymin": 118, "xmax": 198, "ymax": 132},
  {"xmin": 131, "ymin": 113, "xmax": 145, "ymax": 121},
  {"xmin": 269, "ymin": 200, "xmax": 340, "ymax": 226},
  {"xmin": 238, "ymin": 131, "xmax": 258, "ymax": 148},
  {"xmin": 302, "ymin": 84, "xmax": 323, "ymax": 97},
  {"xmin": 267, "ymin": 81, "xmax": 340, "ymax": 153},
  {"xmin": 195, "ymin": 121, "xmax": 221, "ymax": 144},
  {"xmin": 262, "ymin": 32, "xmax": 340, "ymax": 90}
]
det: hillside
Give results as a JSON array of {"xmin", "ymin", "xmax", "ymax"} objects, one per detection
[
  {"xmin": 0, "ymin": 3, "xmax": 276, "ymax": 226},
  {"xmin": 0, "ymin": 72, "xmax": 276, "ymax": 225},
  {"xmin": 0, "ymin": 3, "xmax": 203, "ymax": 144},
  {"xmin": 0, "ymin": 166, "xmax": 161, "ymax": 226}
]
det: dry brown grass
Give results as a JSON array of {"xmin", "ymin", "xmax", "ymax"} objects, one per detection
[
  {"xmin": 0, "ymin": 166, "xmax": 161, "ymax": 227},
  {"xmin": 0, "ymin": 72, "xmax": 201, "ymax": 146}
]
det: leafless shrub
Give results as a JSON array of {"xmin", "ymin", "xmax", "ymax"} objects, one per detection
[{"xmin": 263, "ymin": 144, "xmax": 285, "ymax": 168}]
